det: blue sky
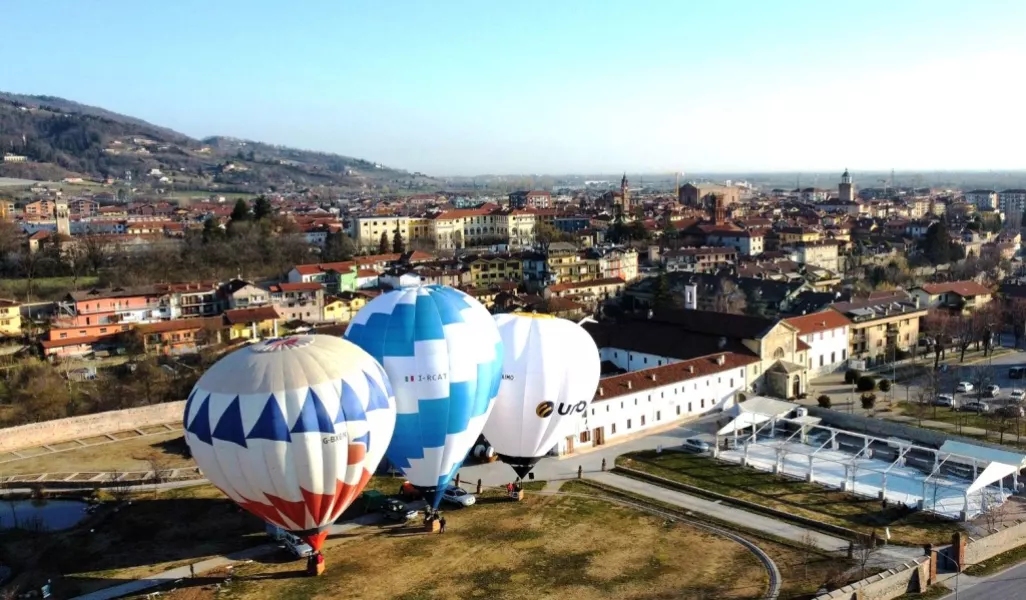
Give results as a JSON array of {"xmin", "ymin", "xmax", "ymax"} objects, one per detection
[{"xmin": 5, "ymin": 1, "xmax": 1026, "ymax": 175}]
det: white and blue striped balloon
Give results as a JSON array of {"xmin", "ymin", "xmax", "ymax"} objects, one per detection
[{"xmin": 344, "ymin": 285, "xmax": 503, "ymax": 508}]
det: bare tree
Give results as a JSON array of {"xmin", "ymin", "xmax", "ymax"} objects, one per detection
[
  {"xmin": 143, "ymin": 452, "xmax": 175, "ymax": 494},
  {"xmin": 106, "ymin": 469, "xmax": 133, "ymax": 503},
  {"xmin": 800, "ymin": 530, "xmax": 817, "ymax": 580},
  {"xmin": 1005, "ymin": 298, "xmax": 1026, "ymax": 349},
  {"xmin": 853, "ymin": 532, "xmax": 881, "ymax": 578},
  {"xmin": 922, "ymin": 310, "xmax": 953, "ymax": 368},
  {"xmin": 712, "ymin": 276, "xmax": 747, "ymax": 315},
  {"xmin": 982, "ymin": 501, "xmax": 1001, "ymax": 533}
]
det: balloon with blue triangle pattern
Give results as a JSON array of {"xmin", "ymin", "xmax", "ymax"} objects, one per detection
[
  {"xmin": 183, "ymin": 334, "xmax": 395, "ymax": 555},
  {"xmin": 344, "ymin": 285, "xmax": 503, "ymax": 509}
]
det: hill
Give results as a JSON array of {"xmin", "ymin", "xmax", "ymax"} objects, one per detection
[{"xmin": 0, "ymin": 92, "xmax": 439, "ymax": 193}]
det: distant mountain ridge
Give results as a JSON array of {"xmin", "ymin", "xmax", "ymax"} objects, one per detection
[{"xmin": 0, "ymin": 91, "xmax": 436, "ymax": 192}]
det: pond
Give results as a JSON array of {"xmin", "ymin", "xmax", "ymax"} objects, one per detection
[{"xmin": 0, "ymin": 499, "xmax": 91, "ymax": 532}]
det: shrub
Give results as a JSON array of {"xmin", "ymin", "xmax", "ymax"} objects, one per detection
[
  {"xmin": 844, "ymin": 369, "xmax": 861, "ymax": 384},
  {"xmin": 817, "ymin": 394, "xmax": 832, "ymax": 408},
  {"xmin": 861, "ymin": 392, "xmax": 877, "ymax": 409},
  {"xmin": 895, "ymin": 349, "xmax": 911, "ymax": 361},
  {"xmin": 878, "ymin": 379, "xmax": 892, "ymax": 392},
  {"xmin": 857, "ymin": 375, "xmax": 877, "ymax": 392}
]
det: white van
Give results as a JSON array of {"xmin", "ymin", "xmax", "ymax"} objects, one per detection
[{"xmin": 265, "ymin": 524, "xmax": 314, "ymax": 558}]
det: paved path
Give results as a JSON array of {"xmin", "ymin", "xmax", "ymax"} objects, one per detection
[
  {"xmin": 936, "ymin": 563, "xmax": 1026, "ymax": 600},
  {"xmin": 586, "ymin": 471, "xmax": 923, "ymax": 566}
]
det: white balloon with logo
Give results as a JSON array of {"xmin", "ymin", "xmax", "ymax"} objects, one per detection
[{"xmin": 483, "ymin": 313, "xmax": 601, "ymax": 479}]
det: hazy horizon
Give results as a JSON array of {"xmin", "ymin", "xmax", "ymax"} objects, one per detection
[{"xmin": 5, "ymin": 0, "xmax": 1026, "ymax": 176}]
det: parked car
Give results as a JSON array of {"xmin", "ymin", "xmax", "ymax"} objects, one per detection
[
  {"xmin": 1011, "ymin": 389, "xmax": 1026, "ymax": 402},
  {"xmin": 996, "ymin": 405, "xmax": 1026, "ymax": 419},
  {"xmin": 956, "ymin": 382, "xmax": 974, "ymax": 393},
  {"xmin": 441, "ymin": 485, "xmax": 476, "ymax": 507},
  {"xmin": 380, "ymin": 498, "xmax": 418, "ymax": 523},
  {"xmin": 1010, "ymin": 366, "xmax": 1026, "ymax": 379},
  {"xmin": 398, "ymin": 481, "xmax": 423, "ymax": 501},
  {"xmin": 265, "ymin": 524, "xmax": 314, "ymax": 558},
  {"xmin": 986, "ymin": 385, "xmax": 1001, "ymax": 398},
  {"xmin": 682, "ymin": 438, "xmax": 711, "ymax": 453},
  {"xmin": 960, "ymin": 401, "xmax": 990, "ymax": 413},
  {"xmin": 933, "ymin": 394, "xmax": 955, "ymax": 407}
]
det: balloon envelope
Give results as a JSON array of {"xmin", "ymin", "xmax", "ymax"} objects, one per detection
[
  {"xmin": 344, "ymin": 285, "xmax": 502, "ymax": 508},
  {"xmin": 484, "ymin": 313, "xmax": 601, "ymax": 478},
  {"xmin": 183, "ymin": 335, "xmax": 395, "ymax": 551}
]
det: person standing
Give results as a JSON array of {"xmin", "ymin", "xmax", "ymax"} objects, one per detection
[{"xmin": 439, "ymin": 513, "xmax": 447, "ymax": 534}]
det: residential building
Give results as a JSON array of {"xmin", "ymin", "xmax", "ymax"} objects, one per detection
[
  {"xmin": 219, "ymin": 280, "xmax": 270, "ymax": 310},
  {"xmin": 831, "ymin": 292, "xmax": 928, "ymax": 366},
  {"xmin": 155, "ymin": 282, "xmax": 221, "ymax": 319},
  {"xmin": 223, "ymin": 306, "xmax": 282, "ymax": 341},
  {"xmin": 784, "ymin": 310, "xmax": 852, "ymax": 377},
  {"xmin": 137, "ymin": 317, "xmax": 222, "ymax": 355},
  {"xmin": 24, "ymin": 199, "xmax": 56, "ymax": 217},
  {"xmin": 508, "ymin": 190, "xmax": 552, "ymax": 209},
  {"xmin": 54, "ymin": 286, "xmax": 166, "ymax": 328},
  {"xmin": 544, "ymin": 277, "xmax": 625, "ymax": 308},
  {"xmin": 592, "ymin": 247, "xmax": 639, "ymax": 282},
  {"xmin": 785, "ymin": 240, "xmax": 840, "ymax": 271},
  {"xmin": 322, "ymin": 291, "xmax": 372, "ymax": 323},
  {"xmin": 911, "ymin": 281, "xmax": 993, "ymax": 314},
  {"xmin": 661, "ymin": 247, "xmax": 739, "ymax": 273},
  {"xmin": 625, "ymin": 272, "xmax": 810, "ymax": 318},
  {"xmin": 965, "ymin": 190, "xmax": 998, "ymax": 210},
  {"xmin": 468, "ymin": 254, "xmax": 523, "ymax": 287},
  {"xmin": 679, "ymin": 183, "xmax": 740, "ymax": 208},
  {"xmin": 288, "ymin": 261, "xmax": 359, "ymax": 293},
  {"xmin": 999, "ymin": 189, "xmax": 1026, "ymax": 220},
  {"xmin": 779, "ymin": 227, "xmax": 822, "ymax": 244},
  {"xmin": 350, "ymin": 215, "xmax": 431, "ymax": 252},
  {"xmin": 269, "ymin": 282, "xmax": 325, "ymax": 323},
  {"xmin": 0, "ymin": 300, "xmax": 21, "ymax": 336},
  {"xmin": 705, "ymin": 229, "xmax": 765, "ymax": 256},
  {"xmin": 545, "ymin": 243, "xmax": 600, "ymax": 286}
]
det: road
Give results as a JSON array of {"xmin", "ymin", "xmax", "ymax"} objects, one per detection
[{"xmin": 939, "ymin": 562, "xmax": 1026, "ymax": 600}]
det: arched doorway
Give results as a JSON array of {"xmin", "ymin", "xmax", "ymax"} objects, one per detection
[{"xmin": 792, "ymin": 375, "xmax": 801, "ymax": 398}]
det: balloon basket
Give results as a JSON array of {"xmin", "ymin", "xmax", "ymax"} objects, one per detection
[
  {"xmin": 509, "ymin": 490, "xmax": 525, "ymax": 502},
  {"xmin": 315, "ymin": 563, "xmax": 326, "ymax": 577},
  {"xmin": 425, "ymin": 519, "xmax": 441, "ymax": 533},
  {"xmin": 485, "ymin": 455, "xmax": 498, "ymax": 463}
]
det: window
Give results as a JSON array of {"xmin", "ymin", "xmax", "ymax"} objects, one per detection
[
  {"xmin": 627, "ymin": 419, "xmax": 632, "ymax": 430},
  {"xmin": 641, "ymin": 416, "xmax": 646, "ymax": 426},
  {"xmin": 831, "ymin": 351, "xmax": 836, "ymax": 363},
  {"xmin": 643, "ymin": 357, "xmax": 648, "ymax": 364},
  {"xmin": 620, "ymin": 402, "xmax": 624, "ymax": 409},
  {"xmin": 842, "ymin": 349, "xmax": 847, "ymax": 360},
  {"xmin": 590, "ymin": 408, "xmax": 594, "ymax": 416},
  {"xmin": 634, "ymin": 399, "xmax": 638, "ymax": 405},
  {"xmin": 606, "ymin": 405, "xmax": 610, "ymax": 412},
  {"xmin": 819, "ymin": 355, "xmax": 824, "ymax": 367},
  {"xmin": 656, "ymin": 411, "xmax": 661, "ymax": 421},
  {"xmin": 730, "ymin": 378, "xmax": 734, "ymax": 387},
  {"xmin": 579, "ymin": 430, "xmax": 591, "ymax": 443},
  {"xmin": 677, "ymin": 406, "xmax": 681, "ymax": 415},
  {"xmin": 701, "ymin": 399, "xmax": 705, "ymax": 409}
]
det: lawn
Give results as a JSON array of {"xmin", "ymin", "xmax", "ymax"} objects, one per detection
[
  {"xmin": 0, "ymin": 275, "xmax": 100, "ymax": 303},
  {"xmin": 617, "ymin": 450, "xmax": 962, "ymax": 546},
  {"xmin": 93, "ymin": 481, "xmax": 769, "ymax": 600},
  {"xmin": 894, "ymin": 402, "xmax": 1026, "ymax": 447},
  {"xmin": 1, "ymin": 430, "xmax": 191, "ymax": 476}
]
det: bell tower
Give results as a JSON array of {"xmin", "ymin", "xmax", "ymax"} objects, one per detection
[
  {"xmin": 55, "ymin": 198, "xmax": 71, "ymax": 237},
  {"xmin": 620, "ymin": 173, "xmax": 630, "ymax": 212},
  {"xmin": 839, "ymin": 168, "xmax": 854, "ymax": 203}
]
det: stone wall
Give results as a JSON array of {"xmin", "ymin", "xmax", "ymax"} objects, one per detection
[
  {"xmin": 0, "ymin": 401, "xmax": 185, "ymax": 452},
  {"xmin": 807, "ymin": 406, "xmax": 1014, "ymax": 453},
  {"xmin": 964, "ymin": 520, "xmax": 1026, "ymax": 567},
  {"xmin": 814, "ymin": 558, "xmax": 930, "ymax": 600}
]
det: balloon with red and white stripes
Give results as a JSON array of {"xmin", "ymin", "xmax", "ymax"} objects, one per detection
[{"xmin": 183, "ymin": 334, "xmax": 395, "ymax": 553}]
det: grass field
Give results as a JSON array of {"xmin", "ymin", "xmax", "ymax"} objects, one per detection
[
  {"xmin": 1, "ymin": 430, "xmax": 191, "ymax": 476},
  {"xmin": 0, "ymin": 275, "xmax": 100, "ymax": 303},
  {"xmin": 27, "ymin": 480, "xmax": 776, "ymax": 600},
  {"xmin": 894, "ymin": 401, "xmax": 1026, "ymax": 447},
  {"xmin": 618, "ymin": 450, "xmax": 962, "ymax": 546}
]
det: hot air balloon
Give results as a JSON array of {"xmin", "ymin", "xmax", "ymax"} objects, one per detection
[
  {"xmin": 483, "ymin": 313, "xmax": 601, "ymax": 479},
  {"xmin": 183, "ymin": 335, "xmax": 395, "ymax": 569},
  {"xmin": 344, "ymin": 285, "xmax": 502, "ymax": 510}
]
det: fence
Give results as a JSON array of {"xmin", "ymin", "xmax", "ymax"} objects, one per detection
[{"xmin": 0, "ymin": 401, "xmax": 186, "ymax": 453}]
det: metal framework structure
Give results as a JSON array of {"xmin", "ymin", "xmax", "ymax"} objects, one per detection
[{"xmin": 715, "ymin": 414, "xmax": 1021, "ymax": 521}]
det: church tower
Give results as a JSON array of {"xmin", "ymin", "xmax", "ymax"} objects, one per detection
[
  {"xmin": 55, "ymin": 198, "xmax": 70, "ymax": 237},
  {"xmin": 839, "ymin": 168, "xmax": 854, "ymax": 203}
]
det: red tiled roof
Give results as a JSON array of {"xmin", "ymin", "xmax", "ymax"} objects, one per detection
[
  {"xmin": 920, "ymin": 281, "xmax": 992, "ymax": 297},
  {"xmin": 223, "ymin": 306, "xmax": 281, "ymax": 324},
  {"xmin": 137, "ymin": 317, "xmax": 221, "ymax": 334},
  {"xmin": 41, "ymin": 335, "xmax": 102, "ymax": 349},
  {"xmin": 271, "ymin": 282, "xmax": 323, "ymax": 292},
  {"xmin": 785, "ymin": 310, "xmax": 853, "ymax": 336},
  {"xmin": 594, "ymin": 352, "xmax": 758, "ymax": 401},
  {"xmin": 357, "ymin": 269, "xmax": 379, "ymax": 278}
]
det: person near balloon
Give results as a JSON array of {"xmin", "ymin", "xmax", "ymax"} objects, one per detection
[
  {"xmin": 306, "ymin": 552, "xmax": 325, "ymax": 577},
  {"xmin": 439, "ymin": 513, "xmax": 447, "ymax": 534}
]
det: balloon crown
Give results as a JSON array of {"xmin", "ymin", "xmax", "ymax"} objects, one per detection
[{"xmin": 251, "ymin": 336, "xmax": 314, "ymax": 353}]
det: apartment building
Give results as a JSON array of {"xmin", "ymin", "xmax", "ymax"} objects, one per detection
[
  {"xmin": 831, "ymin": 292, "xmax": 928, "ymax": 366},
  {"xmin": 784, "ymin": 310, "xmax": 851, "ymax": 378},
  {"xmin": 268, "ymin": 282, "xmax": 325, "ymax": 323}
]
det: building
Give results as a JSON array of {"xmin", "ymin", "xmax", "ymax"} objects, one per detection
[
  {"xmin": 288, "ymin": 261, "xmax": 359, "ymax": 293},
  {"xmin": 508, "ymin": 191, "xmax": 552, "ymax": 210},
  {"xmin": 779, "ymin": 227, "xmax": 822, "ymax": 245},
  {"xmin": 999, "ymin": 189, "xmax": 1026, "ymax": 220},
  {"xmin": 54, "ymin": 286, "xmax": 167, "ymax": 328},
  {"xmin": 785, "ymin": 240, "xmax": 840, "ymax": 271},
  {"xmin": 468, "ymin": 254, "xmax": 523, "ymax": 287},
  {"xmin": 219, "ymin": 280, "xmax": 270, "ymax": 310},
  {"xmin": 268, "ymin": 282, "xmax": 325, "ymax": 323},
  {"xmin": 24, "ymin": 199, "xmax": 56, "ymax": 217},
  {"xmin": 555, "ymin": 352, "xmax": 755, "ymax": 455},
  {"xmin": 784, "ymin": 310, "xmax": 852, "ymax": 378},
  {"xmin": 592, "ymin": 247, "xmax": 639, "ymax": 282},
  {"xmin": 322, "ymin": 291, "xmax": 372, "ymax": 323},
  {"xmin": 661, "ymin": 247, "xmax": 739, "ymax": 273},
  {"xmin": 965, "ymin": 190, "xmax": 998, "ymax": 210},
  {"xmin": 705, "ymin": 229, "xmax": 765, "ymax": 256},
  {"xmin": 55, "ymin": 198, "xmax": 70, "ymax": 237},
  {"xmin": 831, "ymin": 292, "xmax": 928, "ymax": 366},
  {"xmin": 838, "ymin": 169, "xmax": 855, "ymax": 203},
  {"xmin": 136, "ymin": 317, "xmax": 222, "ymax": 355},
  {"xmin": 911, "ymin": 281, "xmax": 993, "ymax": 314},
  {"xmin": 679, "ymin": 183, "xmax": 740, "ymax": 208},
  {"xmin": 157, "ymin": 282, "xmax": 221, "ymax": 319},
  {"xmin": 584, "ymin": 309, "xmax": 810, "ymax": 399},
  {"xmin": 545, "ymin": 277, "xmax": 625, "ymax": 308},
  {"xmin": 223, "ymin": 306, "xmax": 282, "ymax": 341},
  {"xmin": 0, "ymin": 300, "xmax": 21, "ymax": 336}
]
